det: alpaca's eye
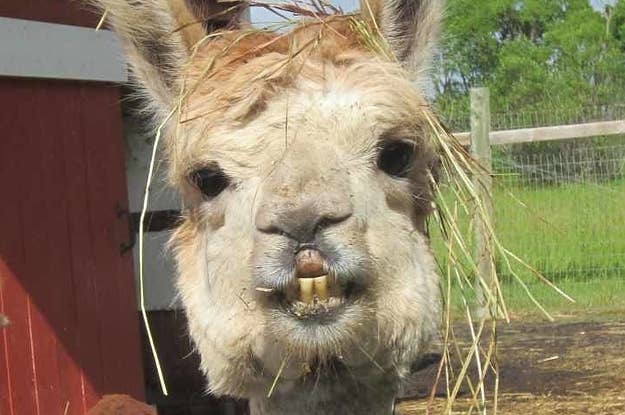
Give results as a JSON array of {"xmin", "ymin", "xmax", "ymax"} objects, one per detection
[
  {"xmin": 190, "ymin": 166, "xmax": 230, "ymax": 198},
  {"xmin": 377, "ymin": 140, "xmax": 415, "ymax": 178}
]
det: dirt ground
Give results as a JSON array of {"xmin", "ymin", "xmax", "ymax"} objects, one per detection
[{"xmin": 398, "ymin": 319, "xmax": 625, "ymax": 414}]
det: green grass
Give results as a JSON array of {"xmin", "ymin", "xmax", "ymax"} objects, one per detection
[
  {"xmin": 501, "ymin": 278, "xmax": 625, "ymax": 318},
  {"xmin": 431, "ymin": 177, "xmax": 625, "ymax": 317},
  {"xmin": 444, "ymin": 278, "xmax": 625, "ymax": 320},
  {"xmin": 493, "ymin": 178, "xmax": 625, "ymax": 283}
]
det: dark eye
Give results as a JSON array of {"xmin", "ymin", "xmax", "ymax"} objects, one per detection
[
  {"xmin": 190, "ymin": 166, "xmax": 230, "ymax": 198},
  {"xmin": 377, "ymin": 140, "xmax": 415, "ymax": 177}
]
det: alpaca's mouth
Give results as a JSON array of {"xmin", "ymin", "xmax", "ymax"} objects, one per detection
[
  {"xmin": 256, "ymin": 274, "xmax": 361, "ymax": 319},
  {"xmin": 282, "ymin": 274, "xmax": 350, "ymax": 319},
  {"xmin": 256, "ymin": 248, "xmax": 365, "ymax": 320}
]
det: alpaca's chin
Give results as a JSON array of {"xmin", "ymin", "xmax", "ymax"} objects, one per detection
[
  {"xmin": 281, "ymin": 296, "xmax": 347, "ymax": 321},
  {"xmin": 263, "ymin": 295, "xmax": 374, "ymax": 355}
]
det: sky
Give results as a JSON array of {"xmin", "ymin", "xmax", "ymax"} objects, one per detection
[
  {"xmin": 249, "ymin": 0, "xmax": 616, "ymax": 27},
  {"xmin": 591, "ymin": 0, "xmax": 616, "ymax": 8},
  {"xmin": 249, "ymin": 0, "xmax": 358, "ymax": 27}
]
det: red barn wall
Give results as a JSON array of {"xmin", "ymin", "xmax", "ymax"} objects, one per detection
[
  {"xmin": 0, "ymin": 0, "xmax": 100, "ymax": 27},
  {"xmin": 0, "ymin": 3, "xmax": 145, "ymax": 414}
]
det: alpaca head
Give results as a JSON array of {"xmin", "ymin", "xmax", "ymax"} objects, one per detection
[{"xmin": 96, "ymin": 0, "xmax": 443, "ymax": 406}]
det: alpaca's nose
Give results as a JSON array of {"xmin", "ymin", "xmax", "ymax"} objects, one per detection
[{"xmin": 255, "ymin": 198, "xmax": 352, "ymax": 243}]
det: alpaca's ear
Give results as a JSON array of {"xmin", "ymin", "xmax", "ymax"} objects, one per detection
[
  {"xmin": 361, "ymin": 0, "xmax": 443, "ymax": 76},
  {"xmin": 91, "ymin": 0, "xmax": 205, "ymax": 115}
]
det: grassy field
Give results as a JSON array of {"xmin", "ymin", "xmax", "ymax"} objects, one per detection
[
  {"xmin": 494, "ymin": 178, "xmax": 625, "ymax": 283},
  {"xmin": 431, "ymin": 176, "xmax": 625, "ymax": 318},
  {"xmin": 502, "ymin": 277, "xmax": 625, "ymax": 318}
]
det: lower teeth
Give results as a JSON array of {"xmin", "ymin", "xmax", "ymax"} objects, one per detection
[{"xmin": 288, "ymin": 297, "xmax": 344, "ymax": 318}]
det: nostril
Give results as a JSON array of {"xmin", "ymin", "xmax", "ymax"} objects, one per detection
[
  {"xmin": 256, "ymin": 223, "xmax": 290, "ymax": 238},
  {"xmin": 255, "ymin": 210, "xmax": 290, "ymax": 236},
  {"xmin": 316, "ymin": 212, "xmax": 352, "ymax": 230}
]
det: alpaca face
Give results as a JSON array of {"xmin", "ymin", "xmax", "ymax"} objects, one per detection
[
  {"xmin": 170, "ymin": 53, "xmax": 440, "ymax": 394},
  {"xmin": 93, "ymin": 0, "xmax": 443, "ymax": 401}
]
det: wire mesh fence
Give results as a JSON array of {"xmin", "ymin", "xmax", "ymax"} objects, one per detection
[
  {"xmin": 442, "ymin": 103, "xmax": 625, "ymax": 132},
  {"xmin": 491, "ymin": 138, "xmax": 625, "ymax": 282}
]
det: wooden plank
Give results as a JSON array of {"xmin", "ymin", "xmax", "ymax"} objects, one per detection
[
  {"xmin": 21, "ymin": 80, "xmax": 74, "ymax": 415},
  {"xmin": 81, "ymin": 86, "xmax": 121, "ymax": 396},
  {"xmin": 0, "ymin": 0, "xmax": 100, "ymax": 27},
  {"xmin": 0, "ymin": 80, "xmax": 19, "ymax": 415},
  {"xmin": 469, "ymin": 87, "xmax": 495, "ymax": 319},
  {"xmin": 47, "ymin": 80, "xmax": 94, "ymax": 415},
  {"xmin": 453, "ymin": 120, "xmax": 625, "ymax": 146},
  {"xmin": 490, "ymin": 120, "xmax": 625, "ymax": 145},
  {"xmin": 0, "ymin": 259, "xmax": 16, "ymax": 415},
  {"xmin": 63, "ymin": 83, "xmax": 105, "ymax": 413},
  {"xmin": 0, "ymin": 263, "xmax": 33, "ymax": 415},
  {"xmin": 0, "ymin": 17, "xmax": 127, "ymax": 83},
  {"xmin": 0, "ymin": 79, "xmax": 40, "ymax": 415},
  {"xmin": 81, "ymin": 85, "xmax": 145, "ymax": 400}
]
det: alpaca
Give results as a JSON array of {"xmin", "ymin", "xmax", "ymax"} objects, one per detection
[{"xmin": 92, "ymin": 0, "xmax": 443, "ymax": 413}]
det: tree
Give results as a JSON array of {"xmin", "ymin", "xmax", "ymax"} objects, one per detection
[
  {"xmin": 434, "ymin": 0, "xmax": 625, "ymax": 122},
  {"xmin": 610, "ymin": 0, "xmax": 625, "ymax": 51}
]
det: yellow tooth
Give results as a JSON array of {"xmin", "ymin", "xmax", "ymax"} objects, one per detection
[
  {"xmin": 313, "ymin": 275, "xmax": 328, "ymax": 301},
  {"xmin": 299, "ymin": 278, "xmax": 314, "ymax": 303}
]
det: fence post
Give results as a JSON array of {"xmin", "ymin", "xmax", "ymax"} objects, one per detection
[{"xmin": 470, "ymin": 87, "xmax": 495, "ymax": 318}]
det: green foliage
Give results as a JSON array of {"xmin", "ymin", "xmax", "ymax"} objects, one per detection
[
  {"xmin": 610, "ymin": 0, "xmax": 625, "ymax": 51},
  {"xmin": 435, "ymin": 0, "xmax": 625, "ymax": 117}
]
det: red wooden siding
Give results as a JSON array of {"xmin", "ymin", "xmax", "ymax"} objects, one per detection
[
  {"xmin": 0, "ymin": 0, "xmax": 100, "ymax": 27},
  {"xmin": 0, "ymin": 78, "xmax": 145, "ymax": 415}
]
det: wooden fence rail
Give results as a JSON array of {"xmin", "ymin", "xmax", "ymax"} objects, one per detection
[{"xmin": 454, "ymin": 119, "xmax": 625, "ymax": 146}]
